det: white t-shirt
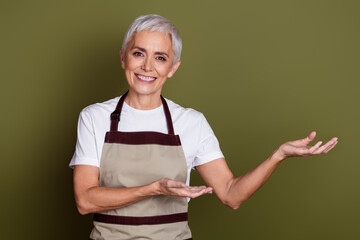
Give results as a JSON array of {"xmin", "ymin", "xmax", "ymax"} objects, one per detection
[{"xmin": 69, "ymin": 96, "xmax": 224, "ymax": 186}]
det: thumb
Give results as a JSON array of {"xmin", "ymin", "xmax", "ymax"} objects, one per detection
[{"xmin": 303, "ymin": 131, "xmax": 316, "ymax": 144}]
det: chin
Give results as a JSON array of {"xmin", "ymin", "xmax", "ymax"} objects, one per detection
[{"xmin": 129, "ymin": 86, "xmax": 162, "ymax": 97}]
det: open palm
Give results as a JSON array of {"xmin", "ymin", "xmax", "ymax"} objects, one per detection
[{"xmin": 277, "ymin": 131, "xmax": 338, "ymax": 159}]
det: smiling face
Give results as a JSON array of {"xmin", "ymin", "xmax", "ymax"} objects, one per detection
[{"xmin": 121, "ymin": 30, "xmax": 181, "ymax": 99}]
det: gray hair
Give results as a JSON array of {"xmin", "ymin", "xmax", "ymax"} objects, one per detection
[{"xmin": 121, "ymin": 14, "xmax": 182, "ymax": 64}]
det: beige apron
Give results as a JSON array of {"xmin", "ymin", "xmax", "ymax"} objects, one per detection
[{"xmin": 89, "ymin": 91, "xmax": 192, "ymax": 240}]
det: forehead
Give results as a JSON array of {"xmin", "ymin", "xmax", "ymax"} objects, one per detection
[{"xmin": 128, "ymin": 30, "xmax": 173, "ymax": 54}]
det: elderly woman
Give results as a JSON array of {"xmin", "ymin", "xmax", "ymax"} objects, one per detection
[{"xmin": 70, "ymin": 14, "xmax": 338, "ymax": 240}]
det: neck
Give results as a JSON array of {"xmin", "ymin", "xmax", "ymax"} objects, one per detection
[{"xmin": 124, "ymin": 90, "xmax": 162, "ymax": 110}]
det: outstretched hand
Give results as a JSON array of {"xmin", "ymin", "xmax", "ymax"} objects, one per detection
[
  {"xmin": 157, "ymin": 178, "xmax": 213, "ymax": 199},
  {"xmin": 275, "ymin": 131, "xmax": 338, "ymax": 160}
]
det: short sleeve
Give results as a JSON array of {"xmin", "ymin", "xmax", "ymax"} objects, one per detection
[
  {"xmin": 192, "ymin": 114, "xmax": 224, "ymax": 168},
  {"xmin": 69, "ymin": 108, "xmax": 100, "ymax": 168}
]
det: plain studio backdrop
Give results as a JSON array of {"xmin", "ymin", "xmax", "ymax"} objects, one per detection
[{"xmin": 1, "ymin": 0, "xmax": 359, "ymax": 239}]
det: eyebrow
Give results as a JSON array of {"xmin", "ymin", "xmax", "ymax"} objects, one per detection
[{"xmin": 132, "ymin": 46, "xmax": 169, "ymax": 57}]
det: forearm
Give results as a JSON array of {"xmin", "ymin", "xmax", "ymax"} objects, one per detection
[
  {"xmin": 76, "ymin": 182, "xmax": 159, "ymax": 215},
  {"xmin": 198, "ymin": 132, "xmax": 338, "ymax": 210},
  {"xmin": 75, "ymin": 177, "xmax": 210, "ymax": 215},
  {"xmin": 225, "ymin": 150, "xmax": 284, "ymax": 209}
]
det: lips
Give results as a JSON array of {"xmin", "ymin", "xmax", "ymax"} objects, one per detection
[{"xmin": 135, "ymin": 73, "xmax": 157, "ymax": 83}]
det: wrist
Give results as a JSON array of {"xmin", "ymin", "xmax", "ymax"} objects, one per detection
[
  {"xmin": 272, "ymin": 148, "xmax": 287, "ymax": 163},
  {"xmin": 148, "ymin": 180, "xmax": 161, "ymax": 196}
]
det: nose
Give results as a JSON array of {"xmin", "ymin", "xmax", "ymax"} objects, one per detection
[{"xmin": 141, "ymin": 56, "xmax": 153, "ymax": 72}]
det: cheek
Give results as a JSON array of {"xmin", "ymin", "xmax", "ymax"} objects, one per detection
[
  {"xmin": 155, "ymin": 63, "xmax": 173, "ymax": 76},
  {"xmin": 125, "ymin": 56, "xmax": 141, "ymax": 70}
]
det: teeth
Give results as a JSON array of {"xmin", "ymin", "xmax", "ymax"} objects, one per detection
[{"xmin": 136, "ymin": 74, "xmax": 156, "ymax": 81}]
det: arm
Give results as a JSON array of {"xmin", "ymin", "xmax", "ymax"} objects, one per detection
[
  {"xmin": 196, "ymin": 131, "xmax": 338, "ymax": 210},
  {"xmin": 72, "ymin": 109, "xmax": 213, "ymax": 215},
  {"xmin": 73, "ymin": 165, "xmax": 212, "ymax": 215}
]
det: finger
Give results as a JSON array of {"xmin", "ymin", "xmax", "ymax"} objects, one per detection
[
  {"xmin": 203, "ymin": 187, "xmax": 213, "ymax": 194},
  {"xmin": 181, "ymin": 186, "xmax": 213, "ymax": 198},
  {"xmin": 303, "ymin": 131, "xmax": 316, "ymax": 144},
  {"xmin": 186, "ymin": 187, "xmax": 203, "ymax": 193},
  {"xmin": 323, "ymin": 141, "xmax": 338, "ymax": 153},
  {"xmin": 309, "ymin": 141, "xmax": 323, "ymax": 152},
  {"xmin": 324, "ymin": 141, "xmax": 337, "ymax": 153},
  {"xmin": 185, "ymin": 186, "xmax": 208, "ymax": 193},
  {"xmin": 200, "ymin": 187, "xmax": 212, "ymax": 194},
  {"xmin": 312, "ymin": 138, "xmax": 338, "ymax": 154},
  {"xmin": 186, "ymin": 185, "xmax": 207, "ymax": 189},
  {"xmin": 187, "ymin": 189, "xmax": 210, "ymax": 198},
  {"xmin": 173, "ymin": 188, "xmax": 202, "ymax": 198}
]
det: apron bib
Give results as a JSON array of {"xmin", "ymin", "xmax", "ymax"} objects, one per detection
[{"xmin": 90, "ymin": 92, "xmax": 192, "ymax": 240}]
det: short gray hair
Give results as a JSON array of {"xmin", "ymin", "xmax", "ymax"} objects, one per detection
[{"xmin": 121, "ymin": 14, "xmax": 182, "ymax": 64}]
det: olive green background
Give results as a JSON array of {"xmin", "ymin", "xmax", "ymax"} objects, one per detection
[{"xmin": 1, "ymin": 0, "xmax": 359, "ymax": 239}]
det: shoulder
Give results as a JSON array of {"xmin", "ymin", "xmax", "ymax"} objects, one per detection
[
  {"xmin": 165, "ymin": 98, "xmax": 205, "ymax": 122},
  {"xmin": 164, "ymin": 98, "xmax": 207, "ymax": 134},
  {"xmin": 79, "ymin": 96, "xmax": 120, "ymax": 119}
]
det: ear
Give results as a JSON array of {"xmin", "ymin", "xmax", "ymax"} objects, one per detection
[
  {"xmin": 167, "ymin": 60, "xmax": 181, "ymax": 78},
  {"xmin": 120, "ymin": 49, "xmax": 125, "ymax": 69}
]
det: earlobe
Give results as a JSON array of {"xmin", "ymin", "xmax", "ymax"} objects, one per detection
[{"xmin": 167, "ymin": 60, "xmax": 181, "ymax": 78}]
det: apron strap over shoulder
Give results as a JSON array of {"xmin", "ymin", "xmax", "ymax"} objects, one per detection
[
  {"xmin": 110, "ymin": 91, "xmax": 175, "ymax": 135},
  {"xmin": 110, "ymin": 91, "xmax": 128, "ymax": 132},
  {"xmin": 161, "ymin": 95, "xmax": 174, "ymax": 135}
]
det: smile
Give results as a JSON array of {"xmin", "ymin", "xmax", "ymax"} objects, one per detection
[{"xmin": 135, "ymin": 73, "xmax": 157, "ymax": 83}]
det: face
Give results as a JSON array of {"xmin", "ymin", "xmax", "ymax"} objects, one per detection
[{"xmin": 121, "ymin": 30, "xmax": 181, "ymax": 98}]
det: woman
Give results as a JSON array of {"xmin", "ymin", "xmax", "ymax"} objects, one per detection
[{"xmin": 70, "ymin": 14, "xmax": 338, "ymax": 239}]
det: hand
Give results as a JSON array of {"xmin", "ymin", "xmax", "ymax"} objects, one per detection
[
  {"xmin": 156, "ymin": 178, "xmax": 213, "ymax": 199},
  {"xmin": 275, "ymin": 131, "xmax": 338, "ymax": 160}
]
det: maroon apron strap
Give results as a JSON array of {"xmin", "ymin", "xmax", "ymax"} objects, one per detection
[
  {"xmin": 110, "ymin": 91, "xmax": 175, "ymax": 135},
  {"xmin": 94, "ymin": 212, "xmax": 187, "ymax": 225},
  {"xmin": 161, "ymin": 95, "xmax": 174, "ymax": 135},
  {"xmin": 110, "ymin": 91, "xmax": 128, "ymax": 132}
]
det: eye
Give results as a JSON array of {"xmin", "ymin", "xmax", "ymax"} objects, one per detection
[
  {"xmin": 156, "ymin": 56, "xmax": 167, "ymax": 62},
  {"xmin": 133, "ymin": 51, "xmax": 143, "ymax": 57}
]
